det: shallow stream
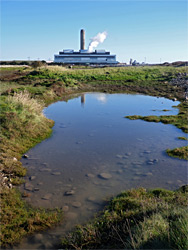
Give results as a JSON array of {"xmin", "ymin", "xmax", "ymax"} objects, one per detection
[{"xmin": 17, "ymin": 93, "xmax": 187, "ymax": 249}]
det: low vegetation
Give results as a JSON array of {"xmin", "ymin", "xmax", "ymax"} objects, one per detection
[
  {"xmin": 0, "ymin": 188, "xmax": 62, "ymax": 247},
  {"xmin": 0, "ymin": 65, "xmax": 187, "ymax": 247},
  {"xmin": 166, "ymin": 146, "xmax": 188, "ymax": 160},
  {"xmin": 61, "ymin": 186, "xmax": 188, "ymax": 249}
]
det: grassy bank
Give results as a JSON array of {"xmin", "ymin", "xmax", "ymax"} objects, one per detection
[
  {"xmin": 61, "ymin": 186, "xmax": 188, "ymax": 249},
  {"xmin": 0, "ymin": 65, "xmax": 187, "ymax": 247},
  {"xmin": 0, "ymin": 91, "xmax": 63, "ymax": 247}
]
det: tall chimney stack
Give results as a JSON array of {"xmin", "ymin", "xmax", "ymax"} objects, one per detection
[{"xmin": 80, "ymin": 29, "xmax": 85, "ymax": 50}]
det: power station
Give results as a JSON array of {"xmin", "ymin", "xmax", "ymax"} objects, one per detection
[{"xmin": 54, "ymin": 29, "xmax": 118, "ymax": 65}]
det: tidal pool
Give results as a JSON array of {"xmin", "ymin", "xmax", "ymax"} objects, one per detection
[{"xmin": 18, "ymin": 93, "xmax": 187, "ymax": 249}]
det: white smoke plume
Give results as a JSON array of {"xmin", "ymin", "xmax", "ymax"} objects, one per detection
[{"xmin": 88, "ymin": 31, "xmax": 107, "ymax": 52}]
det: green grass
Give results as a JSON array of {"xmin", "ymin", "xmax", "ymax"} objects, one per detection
[
  {"xmin": 166, "ymin": 146, "xmax": 188, "ymax": 160},
  {"xmin": 61, "ymin": 186, "xmax": 188, "ymax": 249},
  {"xmin": 0, "ymin": 188, "xmax": 63, "ymax": 247},
  {"xmin": 0, "ymin": 91, "xmax": 63, "ymax": 247}
]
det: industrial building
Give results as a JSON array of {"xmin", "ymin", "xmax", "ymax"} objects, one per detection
[{"xmin": 54, "ymin": 29, "xmax": 118, "ymax": 65}]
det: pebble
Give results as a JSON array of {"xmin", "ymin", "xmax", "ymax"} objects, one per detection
[
  {"xmin": 29, "ymin": 176, "xmax": 36, "ymax": 181},
  {"xmin": 72, "ymin": 201, "xmax": 82, "ymax": 208},
  {"xmin": 86, "ymin": 173, "xmax": 95, "ymax": 178},
  {"xmin": 166, "ymin": 181, "xmax": 173, "ymax": 184},
  {"xmin": 23, "ymin": 154, "xmax": 29, "ymax": 158},
  {"xmin": 147, "ymin": 161, "xmax": 154, "ymax": 165},
  {"xmin": 64, "ymin": 190, "xmax": 75, "ymax": 196},
  {"xmin": 59, "ymin": 125, "xmax": 67, "ymax": 128},
  {"xmin": 62, "ymin": 206, "xmax": 69, "ymax": 212},
  {"xmin": 24, "ymin": 183, "xmax": 33, "ymax": 191},
  {"xmin": 34, "ymin": 187, "xmax": 40, "ymax": 191},
  {"xmin": 51, "ymin": 171, "xmax": 61, "ymax": 176},
  {"xmin": 76, "ymin": 141, "xmax": 83, "ymax": 145},
  {"xmin": 33, "ymin": 233, "xmax": 43, "ymax": 243},
  {"xmin": 37, "ymin": 182, "xmax": 43, "ymax": 186},
  {"xmin": 145, "ymin": 172, "xmax": 153, "ymax": 176},
  {"xmin": 42, "ymin": 193, "xmax": 52, "ymax": 200},
  {"xmin": 123, "ymin": 156, "xmax": 129, "ymax": 159},
  {"xmin": 132, "ymin": 176, "xmax": 141, "ymax": 180},
  {"xmin": 116, "ymin": 154, "xmax": 123, "ymax": 159},
  {"xmin": 98, "ymin": 173, "xmax": 112, "ymax": 180},
  {"xmin": 87, "ymin": 196, "xmax": 96, "ymax": 202},
  {"xmin": 39, "ymin": 168, "xmax": 52, "ymax": 172},
  {"xmin": 125, "ymin": 152, "xmax": 132, "ymax": 156},
  {"xmin": 144, "ymin": 150, "xmax": 151, "ymax": 154},
  {"xmin": 13, "ymin": 157, "xmax": 17, "ymax": 161}
]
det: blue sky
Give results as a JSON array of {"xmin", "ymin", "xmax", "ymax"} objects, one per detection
[{"xmin": 1, "ymin": 0, "xmax": 187, "ymax": 63}]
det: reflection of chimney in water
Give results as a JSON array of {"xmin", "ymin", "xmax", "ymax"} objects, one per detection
[{"xmin": 81, "ymin": 94, "xmax": 85, "ymax": 107}]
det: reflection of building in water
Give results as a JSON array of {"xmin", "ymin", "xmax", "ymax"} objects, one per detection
[{"xmin": 81, "ymin": 94, "xmax": 85, "ymax": 106}]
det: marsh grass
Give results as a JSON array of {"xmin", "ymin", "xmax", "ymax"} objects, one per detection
[
  {"xmin": 61, "ymin": 187, "xmax": 188, "ymax": 249},
  {"xmin": 0, "ymin": 188, "xmax": 63, "ymax": 247},
  {"xmin": 0, "ymin": 91, "xmax": 63, "ymax": 247}
]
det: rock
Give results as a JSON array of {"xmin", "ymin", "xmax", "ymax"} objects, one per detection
[
  {"xmin": 13, "ymin": 157, "xmax": 17, "ymax": 161},
  {"xmin": 72, "ymin": 201, "xmax": 82, "ymax": 208},
  {"xmin": 116, "ymin": 154, "xmax": 123, "ymax": 159},
  {"xmin": 24, "ymin": 183, "xmax": 33, "ymax": 191},
  {"xmin": 173, "ymin": 98, "xmax": 177, "ymax": 101},
  {"xmin": 147, "ymin": 161, "xmax": 154, "ymax": 165},
  {"xmin": 132, "ymin": 176, "xmax": 141, "ymax": 180},
  {"xmin": 34, "ymin": 187, "xmax": 40, "ymax": 191},
  {"xmin": 76, "ymin": 141, "xmax": 83, "ymax": 145},
  {"xmin": 62, "ymin": 206, "xmax": 69, "ymax": 212},
  {"xmin": 145, "ymin": 172, "xmax": 153, "ymax": 176},
  {"xmin": 42, "ymin": 193, "xmax": 52, "ymax": 200},
  {"xmin": 144, "ymin": 150, "xmax": 151, "ymax": 154},
  {"xmin": 64, "ymin": 190, "xmax": 75, "ymax": 196},
  {"xmin": 51, "ymin": 171, "xmax": 61, "ymax": 176},
  {"xmin": 33, "ymin": 233, "xmax": 43, "ymax": 243},
  {"xmin": 166, "ymin": 181, "xmax": 173, "ymax": 184},
  {"xmin": 86, "ymin": 173, "xmax": 95, "ymax": 178},
  {"xmin": 39, "ymin": 168, "xmax": 51, "ymax": 172},
  {"xmin": 87, "ymin": 196, "xmax": 96, "ymax": 202},
  {"xmin": 23, "ymin": 154, "xmax": 29, "ymax": 158},
  {"xmin": 125, "ymin": 152, "xmax": 132, "ymax": 156},
  {"xmin": 98, "ymin": 173, "xmax": 112, "ymax": 180},
  {"xmin": 59, "ymin": 125, "xmax": 67, "ymax": 128},
  {"xmin": 37, "ymin": 182, "xmax": 43, "ymax": 186},
  {"xmin": 29, "ymin": 176, "xmax": 36, "ymax": 181}
]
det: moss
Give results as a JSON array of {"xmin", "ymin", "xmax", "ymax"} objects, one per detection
[
  {"xmin": 166, "ymin": 146, "xmax": 188, "ymax": 160},
  {"xmin": 178, "ymin": 137, "xmax": 188, "ymax": 141}
]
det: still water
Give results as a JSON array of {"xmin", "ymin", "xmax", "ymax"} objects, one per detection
[{"xmin": 18, "ymin": 93, "xmax": 187, "ymax": 249}]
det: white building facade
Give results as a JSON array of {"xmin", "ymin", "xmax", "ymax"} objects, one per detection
[{"xmin": 54, "ymin": 49, "xmax": 118, "ymax": 64}]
